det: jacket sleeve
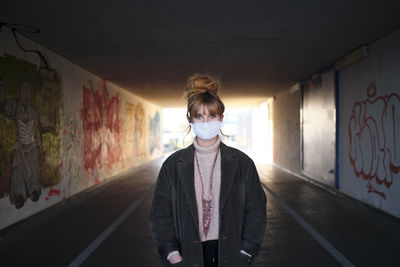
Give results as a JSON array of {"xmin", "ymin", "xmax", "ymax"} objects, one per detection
[
  {"xmin": 241, "ymin": 159, "xmax": 267, "ymax": 258},
  {"xmin": 149, "ymin": 161, "xmax": 180, "ymax": 262}
]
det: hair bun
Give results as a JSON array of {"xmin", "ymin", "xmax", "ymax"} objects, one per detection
[{"xmin": 185, "ymin": 73, "xmax": 220, "ymax": 99}]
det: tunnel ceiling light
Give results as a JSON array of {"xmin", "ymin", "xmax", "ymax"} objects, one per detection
[
  {"xmin": 334, "ymin": 45, "xmax": 368, "ymax": 70},
  {"xmin": 289, "ymin": 83, "xmax": 300, "ymax": 94}
]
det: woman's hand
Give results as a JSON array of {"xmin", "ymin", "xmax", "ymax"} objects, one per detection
[{"xmin": 168, "ymin": 252, "xmax": 183, "ymax": 264}]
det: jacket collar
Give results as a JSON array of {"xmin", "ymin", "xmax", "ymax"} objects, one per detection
[{"xmin": 177, "ymin": 142, "xmax": 238, "ymax": 233}]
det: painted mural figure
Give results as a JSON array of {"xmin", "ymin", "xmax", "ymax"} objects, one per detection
[{"xmin": 0, "ymin": 70, "xmax": 42, "ymax": 208}]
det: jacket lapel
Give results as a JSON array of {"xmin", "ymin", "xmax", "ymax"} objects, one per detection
[
  {"xmin": 177, "ymin": 144, "xmax": 199, "ymax": 232},
  {"xmin": 219, "ymin": 142, "xmax": 238, "ymax": 215}
]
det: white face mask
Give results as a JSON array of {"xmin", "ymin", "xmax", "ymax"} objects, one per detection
[{"xmin": 190, "ymin": 121, "xmax": 223, "ymax": 141}]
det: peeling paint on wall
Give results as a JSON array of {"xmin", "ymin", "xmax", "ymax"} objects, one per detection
[{"xmin": 348, "ymin": 82, "xmax": 400, "ymax": 199}]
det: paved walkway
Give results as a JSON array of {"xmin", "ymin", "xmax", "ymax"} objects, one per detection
[{"xmin": 1, "ymin": 156, "xmax": 399, "ymax": 267}]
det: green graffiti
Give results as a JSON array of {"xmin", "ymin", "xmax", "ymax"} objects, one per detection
[
  {"xmin": 41, "ymin": 132, "xmax": 62, "ymax": 186},
  {"xmin": 0, "ymin": 54, "xmax": 40, "ymax": 99},
  {"xmin": 0, "ymin": 116, "xmax": 16, "ymax": 188},
  {"xmin": 0, "ymin": 116, "xmax": 16, "ymax": 152}
]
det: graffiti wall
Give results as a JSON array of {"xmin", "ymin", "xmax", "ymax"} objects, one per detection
[
  {"xmin": 0, "ymin": 54, "xmax": 62, "ymax": 209},
  {"xmin": 339, "ymin": 28, "xmax": 400, "ymax": 218},
  {"xmin": 123, "ymin": 102, "xmax": 147, "ymax": 163},
  {"xmin": 0, "ymin": 27, "xmax": 162, "ymax": 229},
  {"xmin": 81, "ymin": 81, "xmax": 121, "ymax": 172}
]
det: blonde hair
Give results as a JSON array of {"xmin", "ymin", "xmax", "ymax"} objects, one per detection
[{"xmin": 184, "ymin": 73, "xmax": 225, "ymax": 123}]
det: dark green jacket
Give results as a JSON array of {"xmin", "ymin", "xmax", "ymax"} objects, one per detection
[{"xmin": 149, "ymin": 142, "xmax": 267, "ymax": 267}]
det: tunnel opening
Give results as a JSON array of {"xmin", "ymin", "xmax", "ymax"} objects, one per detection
[{"xmin": 162, "ymin": 101, "xmax": 273, "ymax": 164}]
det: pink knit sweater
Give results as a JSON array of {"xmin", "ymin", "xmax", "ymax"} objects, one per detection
[{"xmin": 193, "ymin": 137, "xmax": 221, "ymax": 241}]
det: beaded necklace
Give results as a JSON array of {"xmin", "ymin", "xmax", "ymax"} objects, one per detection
[{"xmin": 194, "ymin": 147, "xmax": 220, "ymax": 237}]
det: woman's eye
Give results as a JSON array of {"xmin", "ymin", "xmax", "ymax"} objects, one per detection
[
  {"xmin": 210, "ymin": 115, "xmax": 216, "ymax": 119},
  {"xmin": 195, "ymin": 115, "xmax": 201, "ymax": 119}
]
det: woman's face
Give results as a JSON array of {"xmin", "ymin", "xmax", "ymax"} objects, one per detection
[{"xmin": 192, "ymin": 104, "xmax": 223, "ymax": 123}]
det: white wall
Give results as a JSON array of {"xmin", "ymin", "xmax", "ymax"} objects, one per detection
[
  {"xmin": 338, "ymin": 28, "xmax": 400, "ymax": 218},
  {"xmin": 271, "ymin": 88, "xmax": 301, "ymax": 173}
]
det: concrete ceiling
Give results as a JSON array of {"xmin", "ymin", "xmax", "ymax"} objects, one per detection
[{"xmin": 1, "ymin": 0, "xmax": 400, "ymax": 107}]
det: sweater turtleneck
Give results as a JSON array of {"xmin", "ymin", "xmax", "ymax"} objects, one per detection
[
  {"xmin": 193, "ymin": 136, "xmax": 221, "ymax": 241},
  {"xmin": 193, "ymin": 136, "xmax": 221, "ymax": 154}
]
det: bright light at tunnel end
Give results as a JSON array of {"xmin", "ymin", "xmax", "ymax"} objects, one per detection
[{"xmin": 162, "ymin": 102, "xmax": 273, "ymax": 165}]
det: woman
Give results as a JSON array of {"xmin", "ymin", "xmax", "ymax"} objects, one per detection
[{"xmin": 149, "ymin": 74, "xmax": 266, "ymax": 267}]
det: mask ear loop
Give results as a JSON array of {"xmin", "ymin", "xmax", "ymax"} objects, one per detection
[{"xmin": 218, "ymin": 121, "xmax": 228, "ymax": 138}]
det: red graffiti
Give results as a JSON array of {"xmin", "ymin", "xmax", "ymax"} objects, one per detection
[
  {"xmin": 45, "ymin": 187, "xmax": 61, "ymax": 200},
  {"xmin": 366, "ymin": 181, "xmax": 386, "ymax": 199},
  {"xmin": 80, "ymin": 80, "xmax": 121, "ymax": 172},
  {"xmin": 49, "ymin": 188, "xmax": 60, "ymax": 196},
  {"xmin": 348, "ymin": 82, "xmax": 400, "ymax": 199}
]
